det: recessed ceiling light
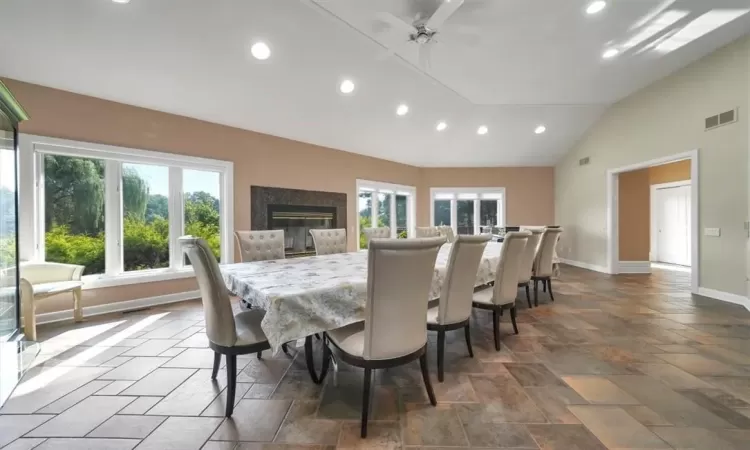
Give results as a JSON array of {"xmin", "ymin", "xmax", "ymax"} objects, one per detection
[
  {"xmin": 586, "ymin": 1, "xmax": 606, "ymax": 15},
  {"xmin": 436, "ymin": 121, "xmax": 447, "ymax": 131},
  {"xmin": 396, "ymin": 104, "xmax": 409, "ymax": 116},
  {"xmin": 535, "ymin": 125, "xmax": 546, "ymax": 134},
  {"xmin": 112, "ymin": 0, "xmax": 131, "ymax": 3},
  {"xmin": 602, "ymin": 48, "xmax": 619, "ymax": 59},
  {"xmin": 250, "ymin": 42, "xmax": 271, "ymax": 60},
  {"xmin": 339, "ymin": 79, "xmax": 355, "ymax": 94},
  {"xmin": 477, "ymin": 125, "xmax": 488, "ymax": 135}
]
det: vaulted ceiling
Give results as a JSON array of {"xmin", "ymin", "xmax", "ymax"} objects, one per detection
[{"xmin": 1, "ymin": 0, "xmax": 749, "ymax": 166}]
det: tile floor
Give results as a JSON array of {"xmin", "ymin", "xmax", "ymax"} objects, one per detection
[{"xmin": 2, "ymin": 265, "xmax": 750, "ymax": 449}]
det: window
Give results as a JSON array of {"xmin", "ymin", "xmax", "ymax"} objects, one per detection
[
  {"xmin": 430, "ymin": 188, "xmax": 505, "ymax": 235},
  {"xmin": 20, "ymin": 135, "xmax": 233, "ymax": 288},
  {"xmin": 356, "ymin": 180, "xmax": 416, "ymax": 248}
]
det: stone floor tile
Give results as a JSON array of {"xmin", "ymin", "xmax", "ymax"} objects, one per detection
[
  {"xmin": 562, "ymin": 375, "xmax": 640, "ymax": 405},
  {"xmin": 210, "ymin": 399, "xmax": 292, "ymax": 442},
  {"xmin": 147, "ymin": 369, "xmax": 226, "ymax": 416},
  {"xmin": 506, "ymin": 363, "xmax": 566, "ymax": 387},
  {"xmin": 401, "ymin": 403, "xmax": 468, "ymax": 447},
  {"xmin": 568, "ymin": 405, "xmax": 671, "ymax": 449},
  {"xmin": 136, "ymin": 416, "xmax": 223, "ymax": 450},
  {"xmin": 122, "ymin": 339, "xmax": 180, "ymax": 357},
  {"xmin": 97, "ymin": 357, "xmax": 170, "ymax": 381},
  {"xmin": 33, "ymin": 438, "xmax": 140, "ymax": 450},
  {"xmin": 0, "ymin": 414, "xmax": 54, "ymax": 447},
  {"xmin": 526, "ymin": 424, "xmax": 607, "ymax": 450},
  {"xmin": 621, "ymin": 405, "xmax": 672, "ymax": 426},
  {"xmin": 26, "ymin": 395, "xmax": 134, "ymax": 437},
  {"xmin": 162, "ymin": 348, "xmax": 219, "ymax": 369},
  {"xmin": 0, "ymin": 438, "xmax": 48, "ymax": 450},
  {"xmin": 524, "ymin": 386, "xmax": 586, "ymax": 424},
  {"xmin": 650, "ymin": 426, "xmax": 740, "ymax": 450},
  {"xmin": 467, "ymin": 374, "xmax": 548, "ymax": 423},
  {"xmin": 202, "ymin": 383, "xmax": 252, "ymax": 417},
  {"xmin": 88, "ymin": 414, "xmax": 166, "ymax": 438},
  {"xmin": 632, "ymin": 362, "xmax": 716, "ymax": 389},
  {"xmin": 118, "ymin": 396, "xmax": 162, "ymax": 414},
  {"xmin": 655, "ymin": 353, "xmax": 745, "ymax": 376},
  {"xmin": 1, "ymin": 366, "xmax": 108, "ymax": 414},
  {"xmin": 36, "ymin": 380, "xmax": 112, "ymax": 414},
  {"xmin": 119, "ymin": 367, "xmax": 196, "ymax": 396},
  {"xmin": 336, "ymin": 421, "xmax": 400, "ymax": 449},
  {"xmin": 243, "ymin": 384, "xmax": 276, "ymax": 399},
  {"xmin": 274, "ymin": 400, "xmax": 341, "ymax": 445}
]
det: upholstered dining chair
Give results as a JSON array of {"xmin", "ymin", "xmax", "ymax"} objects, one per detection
[
  {"xmin": 179, "ymin": 236, "xmax": 270, "ymax": 417},
  {"xmin": 517, "ymin": 228, "xmax": 543, "ymax": 309},
  {"xmin": 309, "ymin": 228, "xmax": 347, "ymax": 255},
  {"xmin": 415, "ymin": 226, "xmax": 441, "ymax": 238},
  {"xmin": 321, "ymin": 237, "xmax": 445, "ymax": 438},
  {"xmin": 532, "ymin": 227, "xmax": 564, "ymax": 306},
  {"xmin": 472, "ymin": 231, "xmax": 531, "ymax": 350},
  {"xmin": 427, "ymin": 234, "xmax": 490, "ymax": 381},
  {"xmin": 234, "ymin": 230, "xmax": 286, "ymax": 262},
  {"xmin": 362, "ymin": 226, "xmax": 390, "ymax": 247},
  {"xmin": 437, "ymin": 225, "xmax": 456, "ymax": 243}
]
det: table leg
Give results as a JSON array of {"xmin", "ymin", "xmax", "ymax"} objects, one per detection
[{"xmin": 304, "ymin": 335, "xmax": 331, "ymax": 384}]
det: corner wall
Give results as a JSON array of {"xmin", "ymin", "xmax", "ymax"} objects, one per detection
[{"xmin": 555, "ymin": 36, "xmax": 749, "ymax": 295}]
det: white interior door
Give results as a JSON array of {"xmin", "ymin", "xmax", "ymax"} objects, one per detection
[{"xmin": 655, "ymin": 184, "xmax": 691, "ymax": 266}]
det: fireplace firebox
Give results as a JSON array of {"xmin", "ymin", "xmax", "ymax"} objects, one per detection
[{"xmin": 268, "ymin": 204, "xmax": 336, "ymax": 257}]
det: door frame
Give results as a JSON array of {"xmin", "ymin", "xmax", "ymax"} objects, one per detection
[
  {"xmin": 606, "ymin": 149, "xmax": 699, "ymax": 294},
  {"xmin": 650, "ymin": 180, "xmax": 692, "ymax": 265}
]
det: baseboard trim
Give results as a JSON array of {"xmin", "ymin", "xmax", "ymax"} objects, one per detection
[
  {"xmin": 36, "ymin": 290, "xmax": 201, "ymax": 325},
  {"xmin": 617, "ymin": 261, "xmax": 651, "ymax": 274},
  {"xmin": 558, "ymin": 258, "xmax": 610, "ymax": 274},
  {"xmin": 697, "ymin": 287, "xmax": 750, "ymax": 311}
]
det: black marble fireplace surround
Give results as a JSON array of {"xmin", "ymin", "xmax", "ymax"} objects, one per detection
[{"xmin": 250, "ymin": 185, "xmax": 347, "ymax": 256}]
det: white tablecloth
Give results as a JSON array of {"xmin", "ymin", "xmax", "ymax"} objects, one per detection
[{"xmin": 222, "ymin": 242, "xmax": 503, "ymax": 352}]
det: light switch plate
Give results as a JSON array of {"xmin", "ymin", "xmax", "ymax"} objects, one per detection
[{"xmin": 704, "ymin": 227, "xmax": 721, "ymax": 237}]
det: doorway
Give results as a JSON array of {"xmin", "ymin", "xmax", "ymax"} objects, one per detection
[
  {"xmin": 606, "ymin": 150, "xmax": 699, "ymax": 294},
  {"xmin": 652, "ymin": 181, "xmax": 691, "ymax": 267}
]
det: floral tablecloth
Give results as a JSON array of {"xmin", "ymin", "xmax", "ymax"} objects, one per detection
[{"xmin": 222, "ymin": 242, "xmax": 503, "ymax": 352}]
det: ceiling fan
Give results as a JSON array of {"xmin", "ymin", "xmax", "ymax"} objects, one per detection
[{"xmin": 375, "ymin": 0, "xmax": 467, "ymax": 71}]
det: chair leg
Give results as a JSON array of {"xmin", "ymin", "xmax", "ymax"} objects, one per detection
[
  {"xmin": 437, "ymin": 330, "xmax": 445, "ymax": 382},
  {"xmin": 281, "ymin": 343, "xmax": 289, "ymax": 355},
  {"xmin": 547, "ymin": 278, "xmax": 555, "ymax": 302},
  {"xmin": 543, "ymin": 279, "xmax": 547, "ymax": 293},
  {"xmin": 225, "ymin": 354, "xmax": 237, "ymax": 417},
  {"xmin": 73, "ymin": 287, "xmax": 83, "ymax": 322},
  {"xmin": 492, "ymin": 309, "xmax": 501, "ymax": 351},
  {"xmin": 534, "ymin": 279, "xmax": 539, "ymax": 307},
  {"xmin": 211, "ymin": 352, "xmax": 221, "ymax": 380},
  {"xmin": 361, "ymin": 368, "xmax": 372, "ymax": 438},
  {"xmin": 419, "ymin": 352, "xmax": 437, "ymax": 406},
  {"xmin": 256, "ymin": 351, "xmax": 262, "ymax": 359},
  {"xmin": 464, "ymin": 323, "xmax": 474, "ymax": 358},
  {"xmin": 510, "ymin": 306, "xmax": 519, "ymax": 335},
  {"xmin": 525, "ymin": 284, "xmax": 532, "ymax": 309}
]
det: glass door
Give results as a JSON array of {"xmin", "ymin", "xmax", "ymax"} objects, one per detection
[{"xmin": 0, "ymin": 108, "xmax": 18, "ymax": 340}]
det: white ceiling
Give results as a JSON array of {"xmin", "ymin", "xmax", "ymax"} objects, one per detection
[{"xmin": 1, "ymin": 0, "xmax": 749, "ymax": 167}]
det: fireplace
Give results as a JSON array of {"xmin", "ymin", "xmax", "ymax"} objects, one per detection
[
  {"xmin": 250, "ymin": 185, "xmax": 347, "ymax": 258},
  {"xmin": 268, "ymin": 204, "xmax": 336, "ymax": 257}
]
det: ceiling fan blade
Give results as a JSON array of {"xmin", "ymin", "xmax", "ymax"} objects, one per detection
[
  {"xmin": 425, "ymin": 0, "xmax": 465, "ymax": 30},
  {"xmin": 375, "ymin": 12, "xmax": 418, "ymax": 35},
  {"xmin": 419, "ymin": 41, "xmax": 434, "ymax": 72}
]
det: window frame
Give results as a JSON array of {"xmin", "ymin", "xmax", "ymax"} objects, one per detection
[
  {"xmin": 18, "ymin": 134, "xmax": 234, "ymax": 289},
  {"xmin": 356, "ymin": 179, "xmax": 416, "ymax": 244},
  {"xmin": 430, "ymin": 187, "xmax": 506, "ymax": 235}
]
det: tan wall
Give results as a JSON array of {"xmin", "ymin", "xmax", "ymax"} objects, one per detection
[
  {"xmin": 418, "ymin": 167, "xmax": 555, "ymax": 226},
  {"xmin": 5, "ymin": 78, "xmax": 555, "ymax": 314},
  {"xmin": 650, "ymin": 159, "xmax": 691, "ymax": 185},
  {"xmin": 618, "ymin": 169, "xmax": 651, "ymax": 261},
  {"xmin": 555, "ymin": 36, "xmax": 748, "ymax": 294}
]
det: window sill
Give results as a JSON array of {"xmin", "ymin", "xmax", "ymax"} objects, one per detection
[{"xmin": 81, "ymin": 268, "xmax": 196, "ymax": 290}]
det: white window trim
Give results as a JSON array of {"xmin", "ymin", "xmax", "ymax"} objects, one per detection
[
  {"xmin": 430, "ymin": 187, "xmax": 506, "ymax": 235},
  {"xmin": 356, "ymin": 179, "xmax": 416, "ymax": 243},
  {"xmin": 18, "ymin": 134, "xmax": 234, "ymax": 290}
]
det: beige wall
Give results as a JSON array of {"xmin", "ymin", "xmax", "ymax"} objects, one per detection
[
  {"xmin": 5, "ymin": 78, "xmax": 555, "ymax": 314},
  {"xmin": 618, "ymin": 169, "xmax": 651, "ymax": 261},
  {"xmin": 555, "ymin": 36, "xmax": 748, "ymax": 295},
  {"xmin": 418, "ymin": 168, "xmax": 555, "ymax": 226}
]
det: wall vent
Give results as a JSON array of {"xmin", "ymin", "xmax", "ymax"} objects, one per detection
[
  {"xmin": 706, "ymin": 108, "xmax": 738, "ymax": 130},
  {"xmin": 579, "ymin": 156, "xmax": 590, "ymax": 166}
]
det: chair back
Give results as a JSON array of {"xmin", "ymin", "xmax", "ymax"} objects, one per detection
[
  {"xmin": 437, "ymin": 225, "xmax": 456, "ymax": 243},
  {"xmin": 438, "ymin": 234, "xmax": 490, "ymax": 324},
  {"xmin": 534, "ymin": 227, "xmax": 563, "ymax": 277},
  {"xmin": 179, "ymin": 236, "xmax": 237, "ymax": 348},
  {"xmin": 415, "ymin": 226, "xmax": 441, "ymax": 238},
  {"xmin": 517, "ymin": 229, "xmax": 543, "ymax": 284},
  {"xmin": 491, "ymin": 231, "xmax": 530, "ymax": 306},
  {"xmin": 362, "ymin": 227, "xmax": 391, "ymax": 247},
  {"xmin": 310, "ymin": 228, "xmax": 347, "ymax": 255},
  {"xmin": 364, "ymin": 237, "xmax": 445, "ymax": 360},
  {"xmin": 234, "ymin": 230, "xmax": 285, "ymax": 262}
]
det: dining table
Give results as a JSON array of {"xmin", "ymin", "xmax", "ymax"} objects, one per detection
[{"xmin": 222, "ymin": 241, "xmax": 504, "ymax": 382}]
